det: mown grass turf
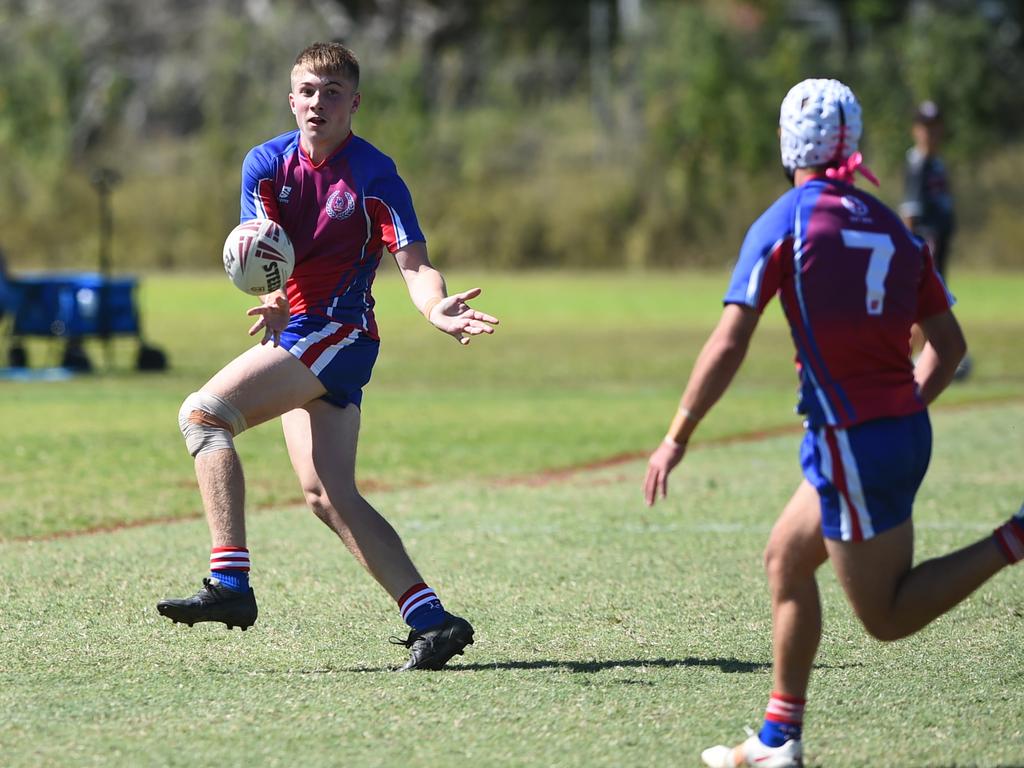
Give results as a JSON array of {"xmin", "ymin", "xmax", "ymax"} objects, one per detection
[
  {"xmin": 0, "ymin": 403, "xmax": 1021, "ymax": 767},
  {"xmin": 2, "ymin": 270, "xmax": 1022, "ymax": 539}
]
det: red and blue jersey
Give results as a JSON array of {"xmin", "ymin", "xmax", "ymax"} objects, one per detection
[
  {"xmin": 724, "ymin": 178, "xmax": 953, "ymax": 430},
  {"xmin": 240, "ymin": 130, "xmax": 425, "ymax": 339}
]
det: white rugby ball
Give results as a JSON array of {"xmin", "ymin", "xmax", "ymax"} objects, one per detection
[{"xmin": 222, "ymin": 219, "xmax": 295, "ymax": 295}]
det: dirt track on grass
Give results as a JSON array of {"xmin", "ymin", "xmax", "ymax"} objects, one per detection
[{"xmin": 10, "ymin": 395, "xmax": 1020, "ymax": 543}]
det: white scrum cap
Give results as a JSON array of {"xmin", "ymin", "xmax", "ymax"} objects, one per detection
[{"xmin": 779, "ymin": 78, "xmax": 863, "ymax": 173}]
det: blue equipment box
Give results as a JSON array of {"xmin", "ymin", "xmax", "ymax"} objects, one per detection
[{"xmin": 9, "ymin": 273, "xmax": 140, "ymax": 337}]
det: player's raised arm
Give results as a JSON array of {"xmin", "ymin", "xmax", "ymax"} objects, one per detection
[{"xmin": 393, "ymin": 241, "xmax": 498, "ymax": 345}]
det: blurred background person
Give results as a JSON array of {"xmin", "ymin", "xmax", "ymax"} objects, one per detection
[
  {"xmin": 901, "ymin": 101, "xmax": 955, "ymax": 279},
  {"xmin": 901, "ymin": 100, "xmax": 970, "ymax": 378}
]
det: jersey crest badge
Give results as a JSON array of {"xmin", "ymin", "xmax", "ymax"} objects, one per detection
[{"xmin": 326, "ymin": 190, "xmax": 356, "ymax": 221}]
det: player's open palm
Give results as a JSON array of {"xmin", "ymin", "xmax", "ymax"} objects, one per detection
[
  {"xmin": 429, "ymin": 287, "xmax": 499, "ymax": 345},
  {"xmin": 247, "ymin": 291, "xmax": 290, "ymax": 347},
  {"xmin": 643, "ymin": 439, "xmax": 687, "ymax": 507}
]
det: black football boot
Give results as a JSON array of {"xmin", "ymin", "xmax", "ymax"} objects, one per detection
[
  {"xmin": 157, "ymin": 578, "xmax": 258, "ymax": 630},
  {"xmin": 391, "ymin": 614, "xmax": 474, "ymax": 671}
]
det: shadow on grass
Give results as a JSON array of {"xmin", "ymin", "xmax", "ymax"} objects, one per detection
[
  {"xmin": 204, "ymin": 656, "xmax": 864, "ymax": 676},
  {"xmin": 449, "ymin": 657, "xmax": 770, "ymax": 673},
  {"xmin": 337, "ymin": 656, "xmax": 775, "ymax": 674},
  {"xmin": 328, "ymin": 656, "xmax": 867, "ymax": 674}
]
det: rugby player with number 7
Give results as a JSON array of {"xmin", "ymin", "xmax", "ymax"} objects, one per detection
[{"xmin": 643, "ymin": 79, "xmax": 1024, "ymax": 767}]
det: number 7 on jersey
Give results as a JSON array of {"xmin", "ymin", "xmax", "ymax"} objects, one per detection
[{"xmin": 841, "ymin": 229, "xmax": 895, "ymax": 316}]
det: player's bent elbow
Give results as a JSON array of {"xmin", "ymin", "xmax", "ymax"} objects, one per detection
[
  {"xmin": 952, "ymin": 337, "xmax": 968, "ymax": 367},
  {"xmin": 934, "ymin": 338, "xmax": 967, "ymax": 381},
  {"xmin": 921, "ymin": 312, "xmax": 967, "ymax": 368},
  {"xmin": 936, "ymin": 329, "xmax": 967, "ymax": 367}
]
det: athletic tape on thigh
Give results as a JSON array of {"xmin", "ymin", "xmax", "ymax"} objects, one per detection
[{"xmin": 177, "ymin": 391, "xmax": 248, "ymax": 457}]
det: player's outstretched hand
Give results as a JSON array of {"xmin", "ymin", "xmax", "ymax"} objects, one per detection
[
  {"xmin": 247, "ymin": 291, "xmax": 290, "ymax": 347},
  {"xmin": 428, "ymin": 287, "xmax": 499, "ymax": 345},
  {"xmin": 643, "ymin": 438, "xmax": 687, "ymax": 507}
]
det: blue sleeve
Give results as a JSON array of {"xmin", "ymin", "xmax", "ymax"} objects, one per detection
[
  {"xmin": 366, "ymin": 161, "xmax": 425, "ymax": 250},
  {"xmin": 723, "ymin": 193, "xmax": 794, "ymax": 309},
  {"xmin": 239, "ymin": 146, "xmax": 279, "ymax": 222}
]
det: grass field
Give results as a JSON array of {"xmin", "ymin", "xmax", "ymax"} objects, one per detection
[
  {"xmin": 3, "ymin": 269, "xmax": 1023, "ymax": 539},
  {"xmin": 1, "ymin": 270, "xmax": 1022, "ymax": 766}
]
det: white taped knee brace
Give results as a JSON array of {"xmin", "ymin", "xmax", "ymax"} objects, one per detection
[{"xmin": 178, "ymin": 391, "xmax": 248, "ymax": 457}]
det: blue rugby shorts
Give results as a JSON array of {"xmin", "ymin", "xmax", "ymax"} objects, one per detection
[
  {"xmin": 800, "ymin": 410, "xmax": 932, "ymax": 541},
  {"xmin": 278, "ymin": 315, "xmax": 379, "ymax": 409}
]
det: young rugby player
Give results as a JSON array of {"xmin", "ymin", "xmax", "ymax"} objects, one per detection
[
  {"xmin": 157, "ymin": 42, "xmax": 496, "ymax": 670},
  {"xmin": 643, "ymin": 78, "xmax": 1023, "ymax": 767}
]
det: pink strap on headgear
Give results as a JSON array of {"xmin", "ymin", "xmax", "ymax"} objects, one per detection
[{"xmin": 825, "ymin": 151, "xmax": 879, "ymax": 187}]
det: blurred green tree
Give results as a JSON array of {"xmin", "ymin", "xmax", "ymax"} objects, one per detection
[{"xmin": 0, "ymin": 0, "xmax": 1021, "ymax": 269}]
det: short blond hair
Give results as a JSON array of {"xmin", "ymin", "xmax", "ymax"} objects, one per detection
[{"xmin": 292, "ymin": 42, "xmax": 359, "ymax": 88}]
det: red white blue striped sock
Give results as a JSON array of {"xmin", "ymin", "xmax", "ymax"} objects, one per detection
[
  {"xmin": 993, "ymin": 504, "xmax": 1024, "ymax": 564},
  {"xmin": 759, "ymin": 692, "xmax": 805, "ymax": 747},
  {"xmin": 398, "ymin": 582, "xmax": 447, "ymax": 632},
  {"xmin": 209, "ymin": 546, "xmax": 250, "ymax": 592}
]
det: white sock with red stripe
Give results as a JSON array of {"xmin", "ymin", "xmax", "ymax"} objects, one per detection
[
  {"xmin": 398, "ymin": 582, "xmax": 447, "ymax": 632},
  {"xmin": 209, "ymin": 546, "xmax": 250, "ymax": 592},
  {"xmin": 993, "ymin": 504, "xmax": 1024, "ymax": 564},
  {"xmin": 758, "ymin": 691, "xmax": 805, "ymax": 747}
]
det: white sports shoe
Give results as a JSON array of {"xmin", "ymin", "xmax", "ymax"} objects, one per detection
[{"xmin": 701, "ymin": 732, "xmax": 803, "ymax": 767}]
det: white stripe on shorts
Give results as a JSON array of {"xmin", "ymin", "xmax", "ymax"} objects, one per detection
[
  {"xmin": 816, "ymin": 427, "xmax": 873, "ymax": 541},
  {"xmin": 289, "ymin": 321, "xmax": 343, "ymax": 359},
  {"xmin": 308, "ymin": 327, "xmax": 362, "ymax": 375},
  {"xmin": 834, "ymin": 428, "xmax": 873, "ymax": 540}
]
